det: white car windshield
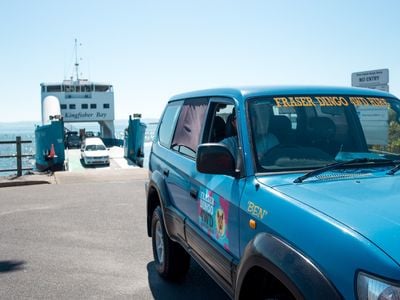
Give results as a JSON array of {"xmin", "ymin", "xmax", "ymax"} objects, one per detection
[
  {"xmin": 85, "ymin": 144, "xmax": 106, "ymax": 151},
  {"xmin": 248, "ymin": 95, "xmax": 400, "ymax": 172}
]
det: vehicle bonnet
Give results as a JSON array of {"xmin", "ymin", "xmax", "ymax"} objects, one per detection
[{"xmin": 257, "ymin": 173, "xmax": 400, "ymax": 265}]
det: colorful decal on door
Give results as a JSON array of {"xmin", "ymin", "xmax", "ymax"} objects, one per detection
[{"xmin": 198, "ymin": 188, "xmax": 230, "ymax": 250}]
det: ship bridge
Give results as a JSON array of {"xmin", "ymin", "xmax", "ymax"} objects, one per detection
[{"xmin": 40, "ymin": 79, "xmax": 116, "ymax": 139}]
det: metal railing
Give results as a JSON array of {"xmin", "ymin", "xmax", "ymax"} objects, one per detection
[{"xmin": 0, "ymin": 136, "xmax": 34, "ymax": 176}]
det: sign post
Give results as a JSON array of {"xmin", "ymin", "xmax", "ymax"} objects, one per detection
[{"xmin": 351, "ymin": 69, "xmax": 389, "ymax": 92}]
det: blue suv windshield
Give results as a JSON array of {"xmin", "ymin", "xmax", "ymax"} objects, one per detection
[{"xmin": 248, "ymin": 95, "xmax": 400, "ymax": 172}]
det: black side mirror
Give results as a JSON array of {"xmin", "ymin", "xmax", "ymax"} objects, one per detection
[{"xmin": 196, "ymin": 143, "xmax": 236, "ymax": 177}]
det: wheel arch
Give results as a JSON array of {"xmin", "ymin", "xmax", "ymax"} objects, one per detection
[
  {"xmin": 146, "ymin": 170, "xmax": 170, "ymax": 237},
  {"xmin": 235, "ymin": 233, "xmax": 342, "ymax": 300}
]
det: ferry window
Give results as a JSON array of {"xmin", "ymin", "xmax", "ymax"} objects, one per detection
[
  {"xmin": 69, "ymin": 104, "xmax": 76, "ymax": 109},
  {"xmin": 47, "ymin": 85, "xmax": 62, "ymax": 92},
  {"xmin": 90, "ymin": 104, "xmax": 97, "ymax": 109},
  {"xmin": 60, "ymin": 104, "xmax": 67, "ymax": 109},
  {"xmin": 81, "ymin": 104, "xmax": 88, "ymax": 109},
  {"xmin": 95, "ymin": 85, "xmax": 111, "ymax": 92},
  {"xmin": 82, "ymin": 85, "xmax": 92, "ymax": 92},
  {"xmin": 103, "ymin": 104, "xmax": 110, "ymax": 109}
]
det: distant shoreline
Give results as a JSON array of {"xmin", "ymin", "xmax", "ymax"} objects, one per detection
[{"xmin": 0, "ymin": 118, "xmax": 159, "ymax": 125}]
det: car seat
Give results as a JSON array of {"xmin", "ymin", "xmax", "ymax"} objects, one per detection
[
  {"xmin": 211, "ymin": 116, "xmax": 226, "ymax": 142},
  {"xmin": 308, "ymin": 117, "xmax": 338, "ymax": 155},
  {"xmin": 225, "ymin": 112, "xmax": 237, "ymax": 138},
  {"xmin": 269, "ymin": 115, "xmax": 293, "ymax": 144}
]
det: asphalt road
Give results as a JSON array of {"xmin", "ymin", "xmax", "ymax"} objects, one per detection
[{"xmin": 0, "ymin": 170, "xmax": 229, "ymax": 299}]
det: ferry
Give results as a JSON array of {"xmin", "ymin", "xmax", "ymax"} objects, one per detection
[
  {"xmin": 40, "ymin": 79, "xmax": 116, "ymax": 141},
  {"xmin": 35, "ymin": 40, "xmax": 146, "ymax": 172},
  {"xmin": 40, "ymin": 39, "xmax": 116, "ymax": 142}
]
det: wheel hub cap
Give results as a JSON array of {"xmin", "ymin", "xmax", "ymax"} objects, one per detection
[{"xmin": 155, "ymin": 220, "xmax": 164, "ymax": 264}]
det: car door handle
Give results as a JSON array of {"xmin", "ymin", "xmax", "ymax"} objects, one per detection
[
  {"xmin": 190, "ymin": 188, "xmax": 198, "ymax": 199},
  {"xmin": 163, "ymin": 169, "xmax": 169, "ymax": 176}
]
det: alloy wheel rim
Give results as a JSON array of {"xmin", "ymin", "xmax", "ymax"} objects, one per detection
[{"xmin": 155, "ymin": 220, "xmax": 164, "ymax": 264}]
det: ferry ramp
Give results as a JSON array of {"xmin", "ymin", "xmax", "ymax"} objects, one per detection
[{"xmin": 65, "ymin": 146, "xmax": 139, "ymax": 172}]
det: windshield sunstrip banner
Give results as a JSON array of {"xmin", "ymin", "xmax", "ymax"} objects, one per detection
[{"xmin": 273, "ymin": 96, "xmax": 387, "ymax": 108}]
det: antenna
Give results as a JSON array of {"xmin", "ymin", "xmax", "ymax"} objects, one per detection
[{"xmin": 74, "ymin": 38, "xmax": 80, "ymax": 81}]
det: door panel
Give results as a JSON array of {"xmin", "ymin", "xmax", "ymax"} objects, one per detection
[
  {"xmin": 184, "ymin": 100, "xmax": 244, "ymax": 284},
  {"xmin": 188, "ymin": 175, "xmax": 244, "ymax": 260}
]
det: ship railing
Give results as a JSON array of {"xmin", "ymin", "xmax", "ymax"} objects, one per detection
[{"xmin": 0, "ymin": 136, "xmax": 34, "ymax": 177}]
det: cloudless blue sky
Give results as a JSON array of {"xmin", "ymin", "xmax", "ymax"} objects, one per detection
[{"xmin": 0, "ymin": 0, "xmax": 399, "ymax": 122}]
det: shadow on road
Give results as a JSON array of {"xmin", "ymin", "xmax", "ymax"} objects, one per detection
[
  {"xmin": 147, "ymin": 260, "xmax": 230, "ymax": 300},
  {"xmin": 0, "ymin": 260, "xmax": 26, "ymax": 273}
]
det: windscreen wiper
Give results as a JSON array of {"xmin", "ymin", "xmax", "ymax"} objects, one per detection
[
  {"xmin": 387, "ymin": 163, "xmax": 400, "ymax": 175},
  {"xmin": 294, "ymin": 158, "xmax": 393, "ymax": 183}
]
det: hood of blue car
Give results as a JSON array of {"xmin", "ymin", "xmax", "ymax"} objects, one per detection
[{"xmin": 258, "ymin": 173, "xmax": 400, "ymax": 265}]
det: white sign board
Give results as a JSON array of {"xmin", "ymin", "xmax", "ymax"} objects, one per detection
[
  {"xmin": 356, "ymin": 106, "xmax": 388, "ymax": 145},
  {"xmin": 351, "ymin": 69, "xmax": 389, "ymax": 87}
]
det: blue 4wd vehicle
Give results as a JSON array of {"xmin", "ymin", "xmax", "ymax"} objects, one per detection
[{"xmin": 145, "ymin": 86, "xmax": 400, "ymax": 299}]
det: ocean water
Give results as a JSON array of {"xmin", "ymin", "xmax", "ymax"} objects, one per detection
[
  {"xmin": 0, "ymin": 120, "xmax": 157, "ymax": 177},
  {"xmin": 0, "ymin": 122, "xmax": 37, "ymax": 177}
]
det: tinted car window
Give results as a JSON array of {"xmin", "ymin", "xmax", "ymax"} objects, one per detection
[
  {"xmin": 204, "ymin": 102, "xmax": 235, "ymax": 143},
  {"xmin": 85, "ymin": 144, "xmax": 106, "ymax": 151},
  {"xmin": 248, "ymin": 95, "xmax": 400, "ymax": 172},
  {"xmin": 171, "ymin": 98, "xmax": 208, "ymax": 157},
  {"xmin": 158, "ymin": 101, "xmax": 182, "ymax": 148}
]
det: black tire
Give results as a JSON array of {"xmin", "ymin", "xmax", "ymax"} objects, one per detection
[
  {"xmin": 151, "ymin": 206, "xmax": 190, "ymax": 280},
  {"xmin": 239, "ymin": 268, "xmax": 295, "ymax": 300}
]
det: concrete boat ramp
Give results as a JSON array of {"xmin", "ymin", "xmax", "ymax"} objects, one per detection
[
  {"xmin": 65, "ymin": 147, "xmax": 141, "ymax": 172},
  {"xmin": 0, "ymin": 146, "xmax": 147, "ymax": 187}
]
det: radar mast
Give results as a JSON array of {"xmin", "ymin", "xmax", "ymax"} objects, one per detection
[{"xmin": 74, "ymin": 38, "xmax": 80, "ymax": 81}]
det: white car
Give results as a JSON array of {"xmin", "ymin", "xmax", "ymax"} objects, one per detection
[{"xmin": 81, "ymin": 137, "xmax": 110, "ymax": 166}]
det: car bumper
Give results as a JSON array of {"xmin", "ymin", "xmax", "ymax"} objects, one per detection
[{"xmin": 84, "ymin": 157, "xmax": 110, "ymax": 165}]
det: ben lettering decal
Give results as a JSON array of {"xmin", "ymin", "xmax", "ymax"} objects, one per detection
[{"xmin": 247, "ymin": 201, "xmax": 268, "ymax": 220}]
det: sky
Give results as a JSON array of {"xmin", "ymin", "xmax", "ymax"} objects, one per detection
[{"xmin": 0, "ymin": 0, "xmax": 399, "ymax": 122}]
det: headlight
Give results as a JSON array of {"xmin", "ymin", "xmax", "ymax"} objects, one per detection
[{"xmin": 357, "ymin": 272, "xmax": 400, "ymax": 300}]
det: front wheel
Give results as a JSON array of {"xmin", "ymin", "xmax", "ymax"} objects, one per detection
[{"xmin": 151, "ymin": 206, "xmax": 190, "ymax": 280}]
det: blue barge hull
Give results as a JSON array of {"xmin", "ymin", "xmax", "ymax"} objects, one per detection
[
  {"xmin": 35, "ymin": 120, "xmax": 65, "ymax": 171},
  {"xmin": 124, "ymin": 115, "xmax": 146, "ymax": 167}
]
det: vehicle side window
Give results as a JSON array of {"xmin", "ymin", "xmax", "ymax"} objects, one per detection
[
  {"xmin": 204, "ymin": 102, "xmax": 235, "ymax": 143},
  {"xmin": 158, "ymin": 101, "xmax": 182, "ymax": 148},
  {"xmin": 171, "ymin": 98, "xmax": 208, "ymax": 158}
]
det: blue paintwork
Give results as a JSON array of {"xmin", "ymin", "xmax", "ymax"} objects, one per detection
[
  {"xmin": 35, "ymin": 120, "xmax": 65, "ymax": 171},
  {"xmin": 123, "ymin": 115, "xmax": 147, "ymax": 167},
  {"xmin": 247, "ymin": 169, "xmax": 400, "ymax": 297},
  {"xmin": 239, "ymin": 176, "xmax": 400, "ymax": 297},
  {"xmin": 149, "ymin": 86, "xmax": 400, "ymax": 299},
  {"xmin": 270, "ymin": 173, "xmax": 400, "ymax": 261}
]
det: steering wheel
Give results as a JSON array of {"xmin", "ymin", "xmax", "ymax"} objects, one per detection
[{"xmin": 259, "ymin": 144, "xmax": 301, "ymax": 165}]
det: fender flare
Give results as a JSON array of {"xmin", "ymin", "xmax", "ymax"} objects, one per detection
[
  {"xmin": 235, "ymin": 233, "xmax": 342, "ymax": 300},
  {"xmin": 146, "ymin": 170, "xmax": 171, "ymax": 236}
]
